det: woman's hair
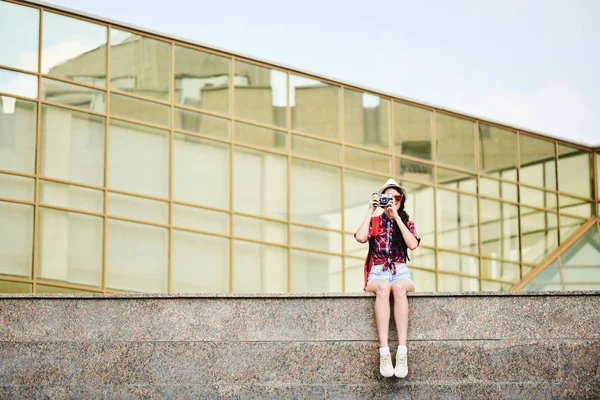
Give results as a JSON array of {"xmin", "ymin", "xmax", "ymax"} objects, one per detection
[{"xmin": 390, "ymin": 189, "xmax": 411, "ymax": 259}]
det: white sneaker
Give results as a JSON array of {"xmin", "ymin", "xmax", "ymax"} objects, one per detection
[
  {"xmin": 395, "ymin": 353, "xmax": 408, "ymax": 378},
  {"xmin": 379, "ymin": 353, "xmax": 394, "ymax": 377}
]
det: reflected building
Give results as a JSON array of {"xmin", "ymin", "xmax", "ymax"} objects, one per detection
[{"xmin": 0, "ymin": 0, "xmax": 598, "ymax": 294}]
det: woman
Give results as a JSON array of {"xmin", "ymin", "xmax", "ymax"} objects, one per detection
[{"xmin": 354, "ymin": 179, "xmax": 420, "ymax": 378}]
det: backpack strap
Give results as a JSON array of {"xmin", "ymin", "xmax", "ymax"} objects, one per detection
[{"xmin": 363, "ymin": 215, "xmax": 380, "ymax": 291}]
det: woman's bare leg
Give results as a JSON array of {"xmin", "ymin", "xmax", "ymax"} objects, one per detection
[
  {"xmin": 366, "ymin": 279, "xmax": 392, "ymax": 348},
  {"xmin": 391, "ymin": 279, "xmax": 415, "ymax": 346}
]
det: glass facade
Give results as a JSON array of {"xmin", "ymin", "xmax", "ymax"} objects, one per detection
[{"xmin": 0, "ymin": 0, "xmax": 598, "ymax": 294}]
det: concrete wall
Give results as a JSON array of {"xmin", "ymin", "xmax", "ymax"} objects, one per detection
[{"xmin": 0, "ymin": 291, "xmax": 598, "ymax": 399}]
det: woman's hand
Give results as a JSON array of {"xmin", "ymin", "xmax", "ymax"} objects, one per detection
[
  {"xmin": 369, "ymin": 193, "xmax": 379, "ymax": 211},
  {"xmin": 384, "ymin": 200, "xmax": 399, "ymax": 219}
]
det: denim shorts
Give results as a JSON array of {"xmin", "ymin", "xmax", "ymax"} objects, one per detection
[{"xmin": 368, "ymin": 263, "xmax": 412, "ymax": 285}]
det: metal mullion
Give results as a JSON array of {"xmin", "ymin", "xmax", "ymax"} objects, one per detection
[
  {"xmin": 291, "ymin": 154, "xmax": 342, "ymax": 169},
  {"xmin": 233, "ymin": 116, "xmax": 287, "ymax": 133},
  {"xmin": 105, "ymin": 24, "xmax": 171, "ymax": 43},
  {"xmin": 172, "ymin": 201, "xmax": 229, "ymax": 215},
  {"xmin": 108, "ymin": 115, "xmax": 170, "ymax": 132},
  {"xmin": 229, "ymin": 58, "xmax": 235, "ymax": 293},
  {"xmin": 233, "ymin": 142, "xmax": 288, "ymax": 157},
  {"xmin": 393, "ymin": 97, "xmax": 434, "ymax": 113},
  {"xmin": 32, "ymin": 8, "xmax": 43, "ymax": 293},
  {"xmin": 432, "ymin": 110, "xmax": 439, "ymax": 291},
  {"xmin": 436, "ymin": 185, "xmax": 477, "ymax": 197},
  {"xmin": 478, "ymin": 173, "xmax": 518, "ymax": 186},
  {"xmin": 554, "ymin": 142, "xmax": 560, "ymax": 250},
  {"xmin": 174, "ymin": 103, "xmax": 230, "ymax": 121},
  {"xmin": 0, "ymin": 276, "xmax": 34, "ymax": 284},
  {"xmin": 171, "ymin": 225, "xmax": 230, "ymax": 241},
  {"xmin": 173, "ymin": 129, "xmax": 231, "ymax": 146},
  {"xmin": 0, "ymin": 169, "xmax": 36, "ymax": 179},
  {"xmin": 478, "ymin": 193, "xmax": 520, "ymax": 207},
  {"xmin": 511, "ymin": 217, "xmax": 596, "ymax": 290},
  {"xmin": 37, "ymin": 203, "xmax": 104, "ymax": 218},
  {"xmin": 234, "ymin": 236, "xmax": 289, "ymax": 250},
  {"xmin": 436, "ymin": 162, "xmax": 479, "ymax": 177},
  {"xmin": 286, "ymin": 72, "xmax": 292, "ymax": 293},
  {"xmin": 40, "ymin": 74, "xmax": 108, "ymax": 92},
  {"xmin": 233, "ymin": 56, "xmax": 288, "ymax": 73},
  {"xmin": 0, "ymin": 197, "xmax": 35, "ymax": 207},
  {"xmin": 286, "ymin": 69, "xmax": 342, "ymax": 89},
  {"xmin": 168, "ymin": 40, "xmax": 174, "ymax": 293},
  {"xmin": 475, "ymin": 120, "xmax": 483, "ymax": 291},
  {"xmin": 340, "ymin": 82, "xmax": 346, "ymax": 292},
  {"xmin": 437, "ymin": 247, "xmax": 480, "ymax": 259},
  {"xmin": 41, "ymin": 100, "xmax": 106, "ymax": 118},
  {"xmin": 107, "ymin": 215, "xmax": 170, "ymax": 230},
  {"xmin": 290, "ymin": 221, "xmax": 343, "ymax": 234},
  {"xmin": 0, "ymin": 91, "xmax": 37, "ymax": 103},
  {"xmin": 289, "ymin": 129, "xmax": 343, "ymax": 146},
  {"xmin": 173, "ymin": 40, "xmax": 234, "ymax": 58},
  {"xmin": 36, "ymin": 176, "xmax": 105, "ymax": 192},
  {"xmin": 0, "ymin": 64, "xmax": 39, "ymax": 76},
  {"xmin": 35, "ymin": 280, "xmax": 105, "ymax": 293},
  {"xmin": 107, "ymin": 188, "xmax": 170, "ymax": 203},
  {"xmin": 437, "ymin": 270, "xmax": 481, "ymax": 280},
  {"xmin": 110, "ymin": 88, "xmax": 172, "ymax": 107},
  {"xmin": 290, "ymin": 246, "xmax": 342, "ymax": 258},
  {"xmin": 436, "ymin": 109, "xmax": 478, "ymax": 123},
  {"xmin": 344, "ymin": 142, "xmax": 394, "ymax": 158},
  {"xmin": 394, "ymin": 153, "xmax": 436, "ymax": 168},
  {"xmin": 343, "ymin": 165, "xmax": 400, "ymax": 180},
  {"xmin": 557, "ymin": 255, "xmax": 566, "ymax": 291}
]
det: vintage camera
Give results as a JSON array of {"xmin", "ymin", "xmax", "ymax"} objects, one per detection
[{"xmin": 377, "ymin": 193, "xmax": 393, "ymax": 207}]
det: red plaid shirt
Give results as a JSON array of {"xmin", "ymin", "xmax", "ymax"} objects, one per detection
[{"xmin": 365, "ymin": 213, "xmax": 420, "ymax": 275}]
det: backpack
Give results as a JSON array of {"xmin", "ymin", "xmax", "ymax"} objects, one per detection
[{"xmin": 363, "ymin": 216, "xmax": 380, "ymax": 291}]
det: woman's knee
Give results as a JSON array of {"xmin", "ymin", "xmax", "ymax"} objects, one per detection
[
  {"xmin": 392, "ymin": 282, "xmax": 408, "ymax": 297},
  {"xmin": 373, "ymin": 282, "xmax": 391, "ymax": 297}
]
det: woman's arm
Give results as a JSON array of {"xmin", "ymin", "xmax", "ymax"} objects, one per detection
[
  {"xmin": 354, "ymin": 193, "xmax": 379, "ymax": 243},
  {"xmin": 395, "ymin": 216, "xmax": 420, "ymax": 250}
]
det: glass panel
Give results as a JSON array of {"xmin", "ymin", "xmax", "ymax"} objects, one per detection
[
  {"xmin": 235, "ymin": 215, "xmax": 287, "ymax": 246},
  {"xmin": 404, "ymin": 185, "xmax": 435, "ymax": 246},
  {"xmin": 438, "ymin": 273, "xmax": 479, "ymax": 291},
  {"xmin": 344, "ymin": 89, "xmax": 390, "ymax": 151},
  {"xmin": 234, "ymin": 147, "xmax": 287, "ymax": 220},
  {"xmin": 344, "ymin": 257, "xmax": 364, "ymax": 292},
  {"xmin": 343, "ymin": 169, "xmax": 382, "ymax": 234},
  {"xmin": 41, "ymin": 105, "xmax": 105, "ymax": 186},
  {"xmin": 479, "ymin": 199, "xmax": 520, "ymax": 262},
  {"xmin": 481, "ymin": 281, "xmax": 512, "ymax": 291},
  {"xmin": 173, "ymin": 204, "xmax": 229, "ymax": 235},
  {"xmin": 345, "ymin": 235, "xmax": 368, "ymax": 260},
  {"xmin": 291, "ymin": 134, "xmax": 341, "ymax": 163},
  {"xmin": 560, "ymin": 224, "xmax": 600, "ymax": 270},
  {"xmin": 559, "ymin": 195, "xmax": 593, "ymax": 218},
  {"xmin": 233, "ymin": 240, "xmax": 287, "ymax": 293},
  {"xmin": 172, "ymin": 230, "xmax": 230, "ymax": 293},
  {"xmin": 395, "ymin": 158, "xmax": 433, "ymax": 184},
  {"xmin": 110, "ymin": 93, "xmax": 169, "ymax": 127},
  {"xmin": 437, "ymin": 190, "xmax": 478, "ymax": 254},
  {"xmin": 234, "ymin": 61, "xmax": 286, "ymax": 128},
  {"xmin": 173, "ymin": 133, "xmax": 230, "ymax": 209},
  {"xmin": 174, "ymin": 108, "xmax": 229, "ymax": 140},
  {"xmin": 530, "ymin": 260, "xmax": 561, "ymax": 284},
  {"xmin": 36, "ymin": 285, "xmax": 91, "ymax": 293},
  {"xmin": 0, "ymin": 280, "xmax": 32, "ymax": 293},
  {"xmin": 481, "ymin": 259, "xmax": 520, "ymax": 283},
  {"xmin": 0, "ymin": 97, "xmax": 37, "ymax": 174},
  {"xmin": 0, "ymin": 173, "xmax": 34, "ymax": 202},
  {"xmin": 37, "ymin": 207, "xmax": 102, "ymax": 287},
  {"xmin": 0, "ymin": 68, "xmax": 37, "ymax": 98},
  {"xmin": 0, "ymin": 1, "xmax": 39, "ymax": 71},
  {"xmin": 519, "ymin": 186, "xmax": 557, "ymax": 210},
  {"xmin": 107, "ymin": 192, "xmax": 168, "ymax": 224},
  {"xmin": 0, "ymin": 201, "xmax": 33, "ymax": 278},
  {"xmin": 519, "ymin": 134, "xmax": 556, "ymax": 190},
  {"xmin": 108, "ymin": 120, "xmax": 169, "ymax": 198},
  {"xmin": 235, "ymin": 121, "xmax": 287, "ymax": 151},
  {"xmin": 479, "ymin": 124, "xmax": 517, "ymax": 176},
  {"xmin": 436, "ymin": 113, "xmax": 476, "ymax": 171},
  {"xmin": 520, "ymin": 207, "xmax": 559, "ymax": 265},
  {"xmin": 344, "ymin": 146, "xmax": 391, "ymax": 175},
  {"xmin": 40, "ymin": 180, "xmax": 103, "ymax": 214},
  {"xmin": 106, "ymin": 219, "xmax": 168, "ymax": 292},
  {"xmin": 290, "ymin": 75, "xmax": 340, "ymax": 139},
  {"xmin": 438, "ymin": 251, "xmax": 479, "ymax": 277},
  {"xmin": 174, "ymin": 45, "xmax": 230, "ymax": 115},
  {"xmin": 291, "ymin": 159, "xmax": 341, "ymax": 230},
  {"xmin": 41, "ymin": 78, "xmax": 106, "ymax": 112},
  {"xmin": 409, "ymin": 246, "xmax": 436, "ymax": 271},
  {"xmin": 291, "ymin": 249, "xmax": 342, "ymax": 292},
  {"xmin": 411, "ymin": 268, "xmax": 436, "ymax": 292},
  {"xmin": 559, "ymin": 216, "xmax": 586, "ymax": 243},
  {"xmin": 291, "ymin": 225, "xmax": 342, "ymax": 253},
  {"xmin": 394, "ymin": 102, "xmax": 432, "ymax": 161},
  {"xmin": 42, "ymin": 11, "xmax": 107, "ymax": 86},
  {"xmin": 557, "ymin": 147, "xmax": 592, "ymax": 198},
  {"xmin": 437, "ymin": 167, "xmax": 477, "ymax": 194},
  {"xmin": 110, "ymin": 29, "xmax": 170, "ymax": 101}
]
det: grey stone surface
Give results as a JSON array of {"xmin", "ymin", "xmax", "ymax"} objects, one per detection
[
  {"xmin": 1, "ymin": 293, "xmax": 599, "ymax": 342},
  {"xmin": 0, "ymin": 292, "xmax": 598, "ymax": 399}
]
